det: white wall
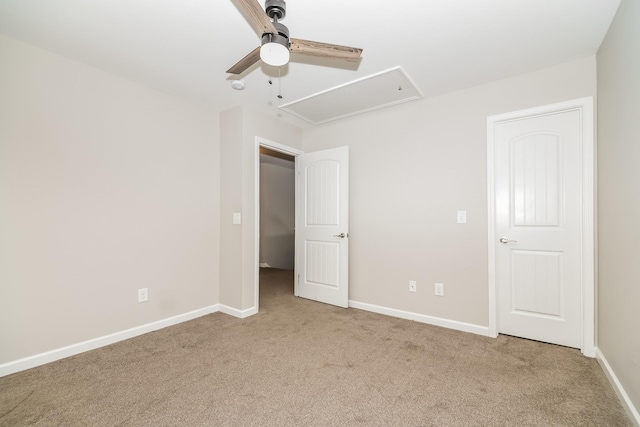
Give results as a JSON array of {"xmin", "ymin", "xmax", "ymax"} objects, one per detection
[
  {"xmin": 219, "ymin": 106, "xmax": 302, "ymax": 312},
  {"xmin": 303, "ymin": 56, "xmax": 597, "ymax": 328},
  {"xmin": 0, "ymin": 35, "xmax": 220, "ymax": 365},
  {"xmin": 260, "ymin": 154, "xmax": 295, "ymax": 270},
  {"xmin": 597, "ymin": 0, "xmax": 640, "ymax": 416}
]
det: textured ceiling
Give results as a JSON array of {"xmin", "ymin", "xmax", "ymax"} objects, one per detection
[{"xmin": 0, "ymin": 0, "xmax": 621, "ymax": 126}]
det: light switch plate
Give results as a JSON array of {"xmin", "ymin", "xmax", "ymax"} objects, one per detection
[
  {"xmin": 138, "ymin": 288, "xmax": 148, "ymax": 303},
  {"xmin": 233, "ymin": 213, "xmax": 241, "ymax": 225},
  {"xmin": 457, "ymin": 211, "xmax": 467, "ymax": 224}
]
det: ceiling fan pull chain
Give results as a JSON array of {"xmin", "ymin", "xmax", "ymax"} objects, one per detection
[{"xmin": 277, "ymin": 67, "xmax": 283, "ymax": 99}]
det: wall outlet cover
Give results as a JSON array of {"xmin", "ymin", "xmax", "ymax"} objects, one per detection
[{"xmin": 409, "ymin": 280, "xmax": 417, "ymax": 292}]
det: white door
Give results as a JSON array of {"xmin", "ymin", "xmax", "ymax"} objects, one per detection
[
  {"xmin": 295, "ymin": 146, "xmax": 349, "ymax": 308},
  {"xmin": 493, "ymin": 109, "xmax": 583, "ymax": 348}
]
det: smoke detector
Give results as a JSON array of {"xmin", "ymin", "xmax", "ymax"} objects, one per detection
[{"xmin": 231, "ymin": 80, "xmax": 246, "ymax": 90}]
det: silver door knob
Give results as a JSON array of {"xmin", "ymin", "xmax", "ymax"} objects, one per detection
[
  {"xmin": 333, "ymin": 233, "xmax": 347, "ymax": 238},
  {"xmin": 499, "ymin": 237, "xmax": 518, "ymax": 244}
]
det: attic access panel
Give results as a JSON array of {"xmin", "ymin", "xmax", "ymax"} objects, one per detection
[{"xmin": 279, "ymin": 67, "xmax": 423, "ymax": 125}]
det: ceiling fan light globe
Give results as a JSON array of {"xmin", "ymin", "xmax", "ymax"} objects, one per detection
[{"xmin": 260, "ymin": 42, "xmax": 290, "ymax": 67}]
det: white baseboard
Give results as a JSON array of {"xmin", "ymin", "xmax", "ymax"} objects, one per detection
[
  {"xmin": 0, "ymin": 305, "xmax": 219, "ymax": 378},
  {"xmin": 218, "ymin": 304, "xmax": 258, "ymax": 319},
  {"xmin": 348, "ymin": 300, "xmax": 490, "ymax": 337},
  {"xmin": 596, "ymin": 348, "xmax": 640, "ymax": 426},
  {"xmin": 0, "ymin": 301, "xmax": 488, "ymax": 378}
]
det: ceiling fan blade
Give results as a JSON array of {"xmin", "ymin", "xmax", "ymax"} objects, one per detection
[
  {"xmin": 227, "ymin": 46, "xmax": 262, "ymax": 75},
  {"xmin": 236, "ymin": 0, "xmax": 277, "ymax": 36},
  {"xmin": 290, "ymin": 38, "xmax": 363, "ymax": 62}
]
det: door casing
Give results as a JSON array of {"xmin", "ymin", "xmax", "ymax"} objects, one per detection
[{"xmin": 487, "ymin": 97, "xmax": 595, "ymax": 357}]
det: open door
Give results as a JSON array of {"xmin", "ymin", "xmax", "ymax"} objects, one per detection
[{"xmin": 295, "ymin": 146, "xmax": 349, "ymax": 308}]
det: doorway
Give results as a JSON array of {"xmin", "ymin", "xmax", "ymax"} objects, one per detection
[
  {"xmin": 253, "ymin": 137, "xmax": 303, "ymax": 312},
  {"xmin": 253, "ymin": 139, "xmax": 351, "ymax": 311},
  {"xmin": 487, "ymin": 97, "xmax": 595, "ymax": 357},
  {"xmin": 259, "ymin": 146, "xmax": 296, "ymax": 304}
]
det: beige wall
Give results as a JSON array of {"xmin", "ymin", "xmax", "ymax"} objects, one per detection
[
  {"xmin": 303, "ymin": 56, "xmax": 597, "ymax": 328},
  {"xmin": 0, "ymin": 35, "xmax": 220, "ymax": 364},
  {"xmin": 219, "ymin": 107, "xmax": 244, "ymax": 310},
  {"xmin": 219, "ymin": 106, "xmax": 302, "ymax": 311},
  {"xmin": 260, "ymin": 154, "xmax": 295, "ymax": 270},
  {"xmin": 597, "ymin": 0, "xmax": 640, "ymax": 414}
]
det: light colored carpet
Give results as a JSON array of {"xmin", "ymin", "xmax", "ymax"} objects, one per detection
[{"xmin": 0, "ymin": 268, "xmax": 632, "ymax": 426}]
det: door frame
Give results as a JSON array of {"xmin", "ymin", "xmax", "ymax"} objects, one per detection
[
  {"xmin": 486, "ymin": 97, "xmax": 595, "ymax": 357},
  {"xmin": 253, "ymin": 137, "xmax": 303, "ymax": 312}
]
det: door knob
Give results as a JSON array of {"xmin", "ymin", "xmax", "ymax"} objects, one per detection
[
  {"xmin": 333, "ymin": 233, "xmax": 347, "ymax": 238},
  {"xmin": 499, "ymin": 237, "xmax": 518, "ymax": 244}
]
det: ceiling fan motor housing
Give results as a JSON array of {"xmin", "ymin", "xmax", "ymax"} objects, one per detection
[
  {"xmin": 261, "ymin": 22, "xmax": 289, "ymax": 48},
  {"xmin": 265, "ymin": 0, "xmax": 286, "ymax": 21}
]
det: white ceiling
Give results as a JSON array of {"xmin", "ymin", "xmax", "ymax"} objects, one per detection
[{"xmin": 0, "ymin": 0, "xmax": 620, "ymax": 127}]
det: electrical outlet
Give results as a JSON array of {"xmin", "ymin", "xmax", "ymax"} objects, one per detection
[
  {"xmin": 435, "ymin": 283, "xmax": 444, "ymax": 297},
  {"xmin": 409, "ymin": 280, "xmax": 417, "ymax": 292},
  {"xmin": 138, "ymin": 288, "xmax": 148, "ymax": 303}
]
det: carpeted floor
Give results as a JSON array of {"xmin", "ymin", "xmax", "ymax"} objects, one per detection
[{"xmin": 0, "ymin": 268, "xmax": 632, "ymax": 426}]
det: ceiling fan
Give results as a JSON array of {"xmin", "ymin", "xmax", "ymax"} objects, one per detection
[{"xmin": 227, "ymin": 0, "xmax": 363, "ymax": 75}]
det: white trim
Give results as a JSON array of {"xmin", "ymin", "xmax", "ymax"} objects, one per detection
[
  {"xmin": 580, "ymin": 98, "xmax": 596, "ymax": 357},
  {"xmin": 349, "ymin": 300, "xmax": 489, "ymax": 337},
  {"xmin": 257, "ymin": 137, "xmax": 304, "ymax": 156},
  {"xmin": 218, "ymin": 304, "xmax": 258, "ymax": 319},
  {"xmin": 596, "ymin": 348, "xmax": 640, "ymax": 425},
  {"xmin": 487, "ymin": 118, "xmax": 498, "ymax": 338},
  {"xmin": 254, "ymin": 136, "xmax": 302, "ymax": 313},
  {"xmin": 486, "ymin": 97, "xmax": 596, "ymax": 356},
  {"xmin": 0, "ymin": 305, "xmax": 219, "ymax": 378}
]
